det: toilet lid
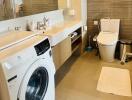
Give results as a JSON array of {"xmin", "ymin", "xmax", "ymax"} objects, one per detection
[{"xmin": 97, "ymin": 32, "xmax": 118, "ymax": 45}]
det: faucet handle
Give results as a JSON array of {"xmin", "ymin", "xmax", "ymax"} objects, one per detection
[{"xmin": 43, "ymin": 16, "xmax": 49, "ymax": 25}]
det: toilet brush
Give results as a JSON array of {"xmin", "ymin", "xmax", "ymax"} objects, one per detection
[{"xmin": 86, "ymin": 35, "xmax": 93, "ymax": 51}]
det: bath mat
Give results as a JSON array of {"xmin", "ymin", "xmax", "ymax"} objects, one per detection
[{"xmin": 97, "ymin": 67, "xmax": 132, "ymax": 96}]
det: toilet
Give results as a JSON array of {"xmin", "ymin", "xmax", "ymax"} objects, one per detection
[{"xmin": 97, "ymin": 19, "xmax": 120, "ymax": 62}]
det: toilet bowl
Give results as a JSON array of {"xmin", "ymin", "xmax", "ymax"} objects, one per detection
[{"xmin": 97, "ymin": 19, "xmax": 120, "ymax": 62}]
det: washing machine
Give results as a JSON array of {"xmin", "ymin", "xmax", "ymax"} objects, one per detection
[{"xmin": 0, "ymin": 35, "xmax": 55, "ymax": 100}]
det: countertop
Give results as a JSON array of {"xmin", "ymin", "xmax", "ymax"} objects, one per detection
[
  {"xmin": 40, "ymin": 20, "xmax": 82, "ymax": 46},
  {"xmin": 45, "ymin": 20, "xmax": 82, "ymax": 37}
]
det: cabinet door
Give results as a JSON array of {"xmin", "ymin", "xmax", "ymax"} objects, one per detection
[{"xmin": 52, "ymin": 36, "xmax": 71, "ymax": 70}]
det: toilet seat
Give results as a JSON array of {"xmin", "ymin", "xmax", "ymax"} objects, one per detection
[{"xmin": 97, "ymin": 32, "xmax": 118, "ymax": 45}]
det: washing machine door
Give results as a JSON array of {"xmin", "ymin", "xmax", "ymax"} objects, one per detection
[{"xmin": 18, "ymin": 58, "xmax": 50, "ymax": 100}]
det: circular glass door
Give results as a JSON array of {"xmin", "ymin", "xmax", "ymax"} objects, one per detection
[{"xmin": 25, "ymin": 67, "xmax": 49, "ymax": 100}]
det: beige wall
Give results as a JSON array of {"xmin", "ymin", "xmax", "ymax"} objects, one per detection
[
  {"xmin": 58, "ymin": 0, "xmax": 67, "ymax": 9},
  {"xmin": 58, "ymin": 0, "xmax": 88, "ymax": 51},
  {"xmin": 71, "ymin": 0, "xmax": 81, "ymax": 20},
  {"xmin": 58, "ymin": 0, "xmax": 82, "ymax": 20}
]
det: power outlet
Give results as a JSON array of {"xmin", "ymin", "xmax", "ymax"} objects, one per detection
[{"xmin": 94, "ymin": 21, "xmax": 98, "ymax": 25}]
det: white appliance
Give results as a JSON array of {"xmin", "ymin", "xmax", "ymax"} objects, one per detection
[
  {"xmin": 0, "ymin": 35, "xmax": 55, "ymax": 100},
  {"xmin": 97, "ymin": 19, "xmax": 120, "ymax": 62}
]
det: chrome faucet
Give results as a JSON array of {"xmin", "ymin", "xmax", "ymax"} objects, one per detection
[
  {"xmin": 43, "ymin": 16, "xmax": 49, "ymax": 27},
  {"xmin": 36, "ymin": 16, "xmax": 49, "ymax": 31},
  {"xmin": 37, "ymin": 21, "xmax": 44, "ymax": 30}
]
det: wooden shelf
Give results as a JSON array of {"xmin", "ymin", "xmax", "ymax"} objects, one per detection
[
  {"xmin": 71, "ymin": 28, "xmax": 82, "ymax": 54},
  {"xmin": 72, "ymin": 44, "xmax": 80, "ymax": 53}
]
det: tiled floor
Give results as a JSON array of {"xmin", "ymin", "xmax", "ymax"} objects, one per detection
[{"xmin": 55, "ymin": 51, "xmax": 132, "ymax": 100}]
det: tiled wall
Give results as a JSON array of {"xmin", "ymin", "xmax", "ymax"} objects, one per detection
[
  {"xmin": 87, "ymin": 0, "xmax": 132, "ymax": 39},
  {"xmin": 0, "ymin": 10, "xmax": 64, "ymax": 34}
]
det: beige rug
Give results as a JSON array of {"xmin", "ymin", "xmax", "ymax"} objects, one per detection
[{"xmin": 97, "ymin": 67, "xmax": 132, "ymax": 96}]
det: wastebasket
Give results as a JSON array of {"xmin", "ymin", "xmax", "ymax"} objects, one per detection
[{"xmin": 120, "ymin": 43, "xmax": 132, "ymax": 59}]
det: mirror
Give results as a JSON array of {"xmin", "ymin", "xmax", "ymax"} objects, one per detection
[{"xmin": 0, "ymin": 0, "xmax": 58, "ymax": 21}]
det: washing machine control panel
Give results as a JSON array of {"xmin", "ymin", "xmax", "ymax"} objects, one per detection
[{"xmin": 34, "ymin": 38, "xmax": 50, "ymax": 56}]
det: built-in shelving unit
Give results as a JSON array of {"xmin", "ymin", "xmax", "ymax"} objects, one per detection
[{"xmin": 71, "ymin": 28, "xmax": 82, "ymax": 53}]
